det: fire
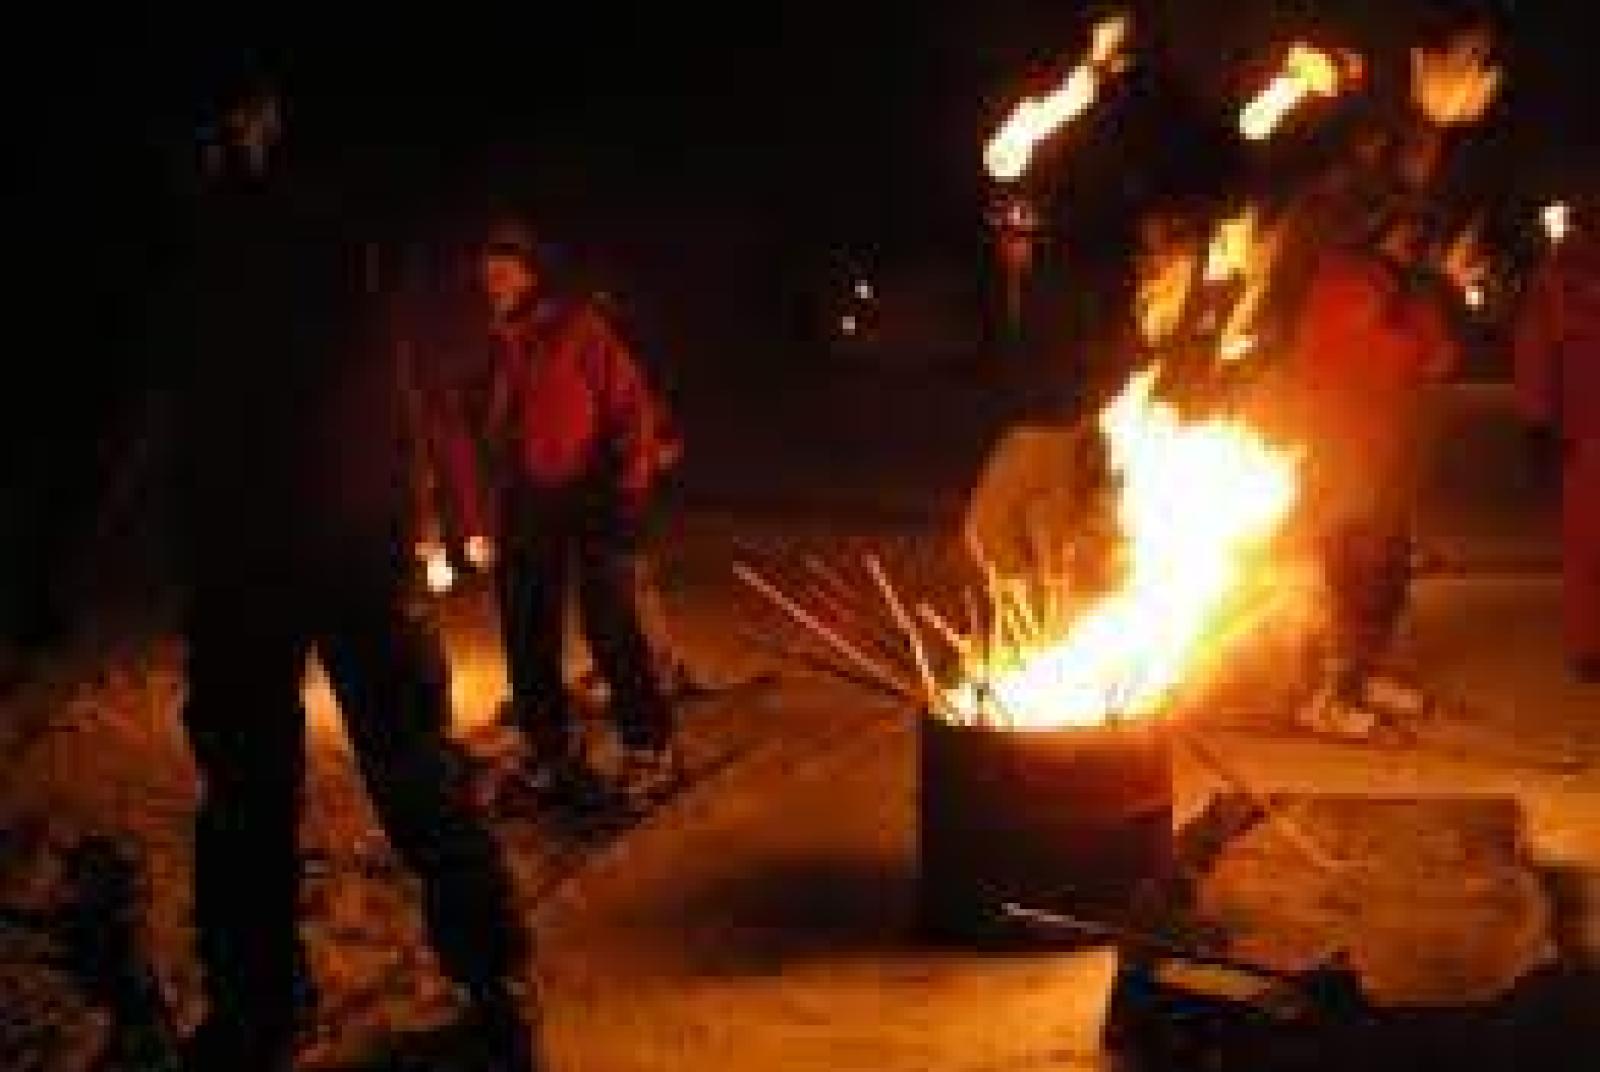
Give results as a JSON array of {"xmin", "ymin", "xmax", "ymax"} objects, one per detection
[
  {"xmin": 1411, "ymin": 29, "xmax": 1502, "ymax": 127},
  {"xmin": 1135, "ymin": 243, "xmax": 1195, "ymax": 348},
  {"xmin": 984, "ymin": 14, "xmax": 1130, "ymax": 182},
  {"xmin": 1238, "ymin": 44, "xmax": 1347, "ymax": 141},
  {"xmin": 1203, "ymin": 206, "xmax": 1278, "ymax": 361},
  {"xmin": 1440, "ymin": 222, "xmax": 1490, "ymax": 311},
  {"xmin": 945, "ymin": 368, "xmax": 1300, "ymax": 729}
]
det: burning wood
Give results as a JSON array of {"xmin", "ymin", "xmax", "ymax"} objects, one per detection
[
  {"xmin": 1238, "ymin": 44, "xmax": 1356, "ymax": 142},
  {"xmin": 984, "ymin": 14, "xmax": 1131, "ymax": 182},
  {"xmin": 737, "ymin": 364, "xmax": 1301, "ymax": 733},
  {"xmin": 944, "ymin": 368, "xmax": 1300, "ymax": 729}
]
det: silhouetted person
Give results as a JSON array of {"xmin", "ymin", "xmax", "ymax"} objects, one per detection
[{"xmin": 172, "ymin": 76, "xmax": 536, "ymax": 1070}]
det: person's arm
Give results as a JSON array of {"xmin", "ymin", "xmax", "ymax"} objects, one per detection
[
  {"xmin": 583, "ymin": 306, "xmax": 668, "ymax": 517},
  {"xmin": 399, "ymin": 339, "xmax": 492, "ymax": 555}
]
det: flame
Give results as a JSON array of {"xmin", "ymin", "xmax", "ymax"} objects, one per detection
[
  {"xmin": 1542, "ymin": 202, "xmax": 1572, "ymax": 245},
  {"xmin": 1440, "ymin": 222, "xmax": 1490, "ymax": 310},
  {"xmin": 1239, "ymin": 44, "xmax": 1345, "ymax": 141},
  {"xmin": 1411, "ymin": 30, "xmax": 1501, "ymax": 126},
  {"xmin": 1204, "ymin": 206, "xmax": 1280, "ymax": 361},
  {"xmin": 1204, "ymin": 209, "xmax": 1256, "ymax": 283},
  {"xmin": 1135, "ymin": 244, "xmax": 1195, "ymax": 347},
  {"xmin": 945, "ymin": 368, "xmax": 1300, "ymax": 729},
  {"xmin": 985, "ymin": 15, "xmax": 1130, "ymax": 181}
]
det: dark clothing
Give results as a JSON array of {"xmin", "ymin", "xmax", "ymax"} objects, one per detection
[
  {"xmin": 173, "ymin": 164, "xmax": 524, "ymax": 1057},
  {"xmin": 183, "ymin": 563, "xmax": 521, "ymax": 1036},
  {"xmin": 173, "ymin": 169, "xmax": 413, "ymax": 567},
  {"xmin": 496, "ymin": 486, "xmax": 672, "ymax": 755}
]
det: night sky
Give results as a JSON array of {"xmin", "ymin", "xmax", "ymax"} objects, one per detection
[{"xmin": 5, "ymin": 0, "xmax": 1595, "ymax": 611}]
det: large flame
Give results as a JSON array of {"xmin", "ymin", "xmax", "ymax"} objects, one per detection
[
  {"xmin": 1239, "ymin": 44, "xmax": 1345, "ymax": 141},
  {"xmin": 946, "ymin": 368, "xmax": 1300, "ymax": 729},
  {"xmin": 984, "ymin": 15, "xmax": 1130, "ymax": 182}
]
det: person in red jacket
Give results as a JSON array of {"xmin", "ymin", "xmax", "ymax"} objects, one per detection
[
  {"xmin": 1514, "ymin": 220, "xmax": 1600, "ymax": 682},
  {"xmin": 1286, "ymin": 213, "xmax": 1460, "ymax": 706},
  {"xmin": 430, "ymin": 219, "xmax": 678, "ymax": 806}
]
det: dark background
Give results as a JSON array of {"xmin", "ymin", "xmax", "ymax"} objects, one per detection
[{"xmin": 3, "ymin": 0, "xmax": 1592, "ymax": 647}]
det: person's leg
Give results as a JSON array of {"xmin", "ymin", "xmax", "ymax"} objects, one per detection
[
  {"xmin": 1323, "ymin": 516, "xmax": 1408, "ymax": 700},
  {"xmin": 315, "ymin": 565, "xmax": 538, "ymax": 1066},
  {"xmin": 180, "ymin": 578, "xmax": 309, "ymax": 1067},
  {"xmin": 315, "ymin": 566, "xmax": 527, "ymax": 994},
  {"xmin": 1562, "ymin": 440, "xmax": 1600, "ymax": 677},
  {"xmin": 576, "ymin": 534, "xmax": 673, "ymax": 754},
  {"xmin": 497, "ymin": 495, "xmax": 581, "ymax": 764}
]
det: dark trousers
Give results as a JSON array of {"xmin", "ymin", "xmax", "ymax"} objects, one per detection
[
  {"xmin": 1322, "ymin": 518, "xmax": 1412, "ymax": 694},
  {"xmin": 496, "ymin": 488, "xmax": 672, "ymax": 756},
  {"xmin": 181, "ymin": 557, "xmax": 524, "ymax": 1046}
]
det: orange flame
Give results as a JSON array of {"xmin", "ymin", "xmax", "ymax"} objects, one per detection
[
  {"xmin": 984, "ymin": 15, "xmax": 1130, "ymax": 182},
  {"xmin": 945, "ymin": 367, "xmax": 1300, "ymax": 729},
  {"xmin": 1440, "ymin": 221, "xmax": 1490, "ymax": 310},
  {"xmin": 1239, "ymin": 44, "xmax": 1346, "ymax": 141},
  {"xmin": 1204, "ymin": 206, "xmax": 1279, "ymax": 362},
  {"xmin": 1411, "ymin": 30, "xmax": 1502, "ymax": 127}
]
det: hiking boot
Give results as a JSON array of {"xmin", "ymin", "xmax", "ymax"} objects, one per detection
[{"xmin": 521, "ymin": 751, "xmax": 613, "ymax": 815}]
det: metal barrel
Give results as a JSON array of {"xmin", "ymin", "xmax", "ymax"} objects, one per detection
[{"xmin": 918, "ymin": 714, "xmax": 1174, "ymax": 941}]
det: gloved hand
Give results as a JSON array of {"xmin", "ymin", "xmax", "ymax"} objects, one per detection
[{"xmin": 415, "ymin": 541, "xmax": 456, "ymax": 594}]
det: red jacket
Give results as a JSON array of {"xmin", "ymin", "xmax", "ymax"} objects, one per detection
[
  {"xmin": 1291, "ymin": 247, "xmax": 1458, "ymax": 404},
  {"xmin": 1285, "ymin": 247, "xmax": 1458, "ymax": 519},
  {"xmin": 1514, "ymin": 233, "xmax": 1600, "ymax": 440},
  {"xmin": 425, "ymin": 297, "xmax": 669, "ymax": 539}
]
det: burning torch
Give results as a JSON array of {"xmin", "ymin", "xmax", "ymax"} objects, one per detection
[
  {"xmin": 983, "ymin": 13, "xmax": 1130, "ymax": 341},
  {"xmin": 1237, "ymin": 44, "xmax": 1358, "ymax": 143},
  {"xmin": 1403, "ymin": 28, "xmax": 1503, "ymax": 190}
]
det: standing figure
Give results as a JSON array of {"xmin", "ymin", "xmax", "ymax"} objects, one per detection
[
  {"xmin": 172, "ymin": 78, "xmax": 535, "ymax": 1070},
  {"xmin": 1285, "ymin": 213, "xmax": 1459, "ymax": 706},
  {"xmin": 426, "ymin": 219, "xmax": 678, "ymax": 810},
  {"xmin": 1514, "ymin": 221, "xmax": 1600, "ymax": 682}
]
